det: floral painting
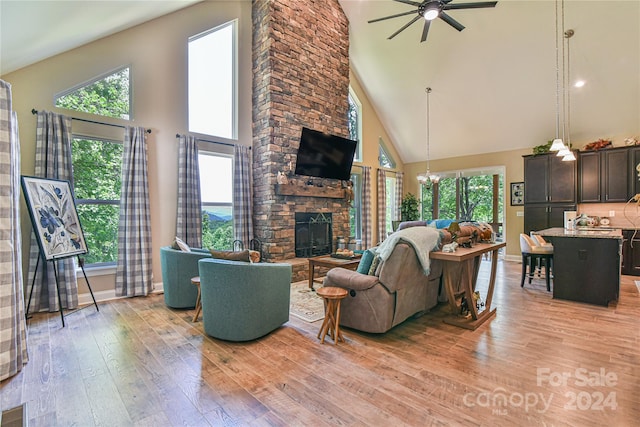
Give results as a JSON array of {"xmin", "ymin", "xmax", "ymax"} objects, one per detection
[{"xmin": 21, "ymin": 176, "xmax": 88, "ymax": 260}]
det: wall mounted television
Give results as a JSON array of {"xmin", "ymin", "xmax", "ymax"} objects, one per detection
[{"xmin": 294, "ymin": 127, "xmax": 357, "ymax": 181}]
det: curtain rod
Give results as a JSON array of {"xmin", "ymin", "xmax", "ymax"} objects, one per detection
[
  {"xmin": 175, "ymin": 133, "xmax": 251, "ymax": 150},
  {"xmin": 32, "ymin": 109, "xmax": 151, "ymax": 133}
]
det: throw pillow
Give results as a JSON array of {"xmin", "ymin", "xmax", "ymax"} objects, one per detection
[
  {"xmin": 209, "ymin": 249, "xmax": 251, "ymax": 262},
  {"xmin": 173, "ymin": 237, "xmax": 191, "ymax": 252},
  {"xmin": 356, "ymin": 249, "xmax": 375, "ymax": 274},
  {"xmin": 368, "ymin": 254, "xmax": 382, "ymax": 276}
]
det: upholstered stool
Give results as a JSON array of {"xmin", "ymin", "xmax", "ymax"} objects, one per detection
[
  {"xmin": 316, "ymin": 286, "xmax": 348, "ymax": 344},
  {"xmin": 520, "ymin": 234, "xmax": 553, "ymax": 291}
]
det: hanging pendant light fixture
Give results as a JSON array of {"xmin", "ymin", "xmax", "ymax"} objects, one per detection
[
  {"xmin": 562, "ymin": 28, "xmax": 576, "ymax": 161},
  {"xmin": 550, "ymin": 0, "xmax": 567, "ymax": 153},
  {"xmin": 417, "ymin": 87, "xmax": 440, "ymax": 187}
]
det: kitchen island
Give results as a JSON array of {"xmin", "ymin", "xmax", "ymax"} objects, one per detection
[{"xmin": 534, "ymin": 227, "xmax": 622, "ymax": 306}]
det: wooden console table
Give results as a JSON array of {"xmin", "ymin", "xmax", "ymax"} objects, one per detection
[{"xmin": 429, "ymin": 242, "xmax": 506, "ymax": 330}]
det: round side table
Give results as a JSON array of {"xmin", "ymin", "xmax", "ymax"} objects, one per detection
[
  {"xmin": 191, "ymin": 276, "xmax": 201, "ymax": 322},
  {"xmin": 316, "ymin": 286, "xmax": 348, "ymax": 344}
]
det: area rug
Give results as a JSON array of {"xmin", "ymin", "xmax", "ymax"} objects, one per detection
[{"xmin": 290, "ymin": 280, "xmax": 324, "ymax": 323}]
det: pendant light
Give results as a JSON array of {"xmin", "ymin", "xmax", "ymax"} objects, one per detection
[
  {"xmin": 549, "ymin": 0, "xmax": 567, "ymax": 153},
  {"xmin": 417, "ymin": 87, "xmax": 440, "ymax": 187},
  {"xmin": 562, "ymin": 28, "xmax": 576, "ymax": 161}
]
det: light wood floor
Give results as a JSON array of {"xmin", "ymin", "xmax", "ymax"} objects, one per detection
[{"xmin": 2, "ymin": 260, "xmax": 639, "ymax": 426}]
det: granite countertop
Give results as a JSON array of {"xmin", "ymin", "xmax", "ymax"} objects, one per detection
[{"xmin": 534, "ymin": 227, "xmax": 623, "ymax": 240}]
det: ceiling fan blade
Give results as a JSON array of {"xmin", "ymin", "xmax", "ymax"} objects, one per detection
[
  {"xmin": 421, "ymin": 20, "xmax": 431, "ymax": 42},
  {"xmin": 439, "ymin": 11, "xmax": 465, "ymax": 32},
  {"xmin": 368, "ymin": 10, "xmax": 419, "ymax": 24},
  {"xmin": 393, "ymin": 0, "xmax": 423, "ymax": 6},
  {"xmin": 388, "ymin": 15, "xmax": 423, "ymax": 40},
  {"xmin": 444, "ymin": 2, "xmax": 498, "ymax": 10}
]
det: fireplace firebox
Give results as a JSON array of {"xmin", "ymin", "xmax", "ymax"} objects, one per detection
[{"xmin": 295, "ymin": 213, "xmax": 332, "ymax": 257}]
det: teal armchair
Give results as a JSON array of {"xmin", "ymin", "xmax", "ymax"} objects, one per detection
[
  {"xmin": 198, "ymin": 258, "xmax": 292, "ymax": 341},
  {"xmin": 160, "ymin": 246, "xmax": 211, "ymax": 308}
]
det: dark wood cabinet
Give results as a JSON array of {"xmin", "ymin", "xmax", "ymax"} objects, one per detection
[
  {"xmin": 579, "ymin": 148, "xmax": 629, "ymax": 203},
  {"xmin": 629, "ymin": 147, "xmax": 640, "ymax": 199},
  {"xmin": 621, "ymin": 229, "xmax": 640, "ymax": 276},
  {"xmin": 523, "ymin": 153, "xmax": 576, "ymax": 233}
]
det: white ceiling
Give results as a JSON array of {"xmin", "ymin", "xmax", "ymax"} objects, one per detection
[{"xmin": 1, "ymin": 0, "xmax": 639, "ymax": 163}]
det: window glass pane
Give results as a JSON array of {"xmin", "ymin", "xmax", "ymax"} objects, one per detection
[
  {"xmin": 189, "ymin": 22, "xmax": 235, "ymax": 139},
  {"xmin": 459, "ymin": 175, "xmax": 493, "ymax": 221},
  {"xmin": 55, "ymin": 67, "xmax": 130, "ymax": 120},
  {"xmin": 385, "ymin": 176, "xmax": 396, "ymax": 234},
  {"xmin": 421, "ymin": 185, "xmax": 434, "ymax": 221},
  {"xmin": 349, "ymin": 173, "xmax": 362, "ymax": 240},
  {"xmin": 76, "ymin": 204, "xmax": 119, "ymax": 265},
  {"xmin": 72, "ymin": 137, "xmax": 123, "ymax": 266},
  {"xmin": 379, "ymin": 138, "xmax": 396, "ymax": 169},
  {"xmin": 438, "ymin": 177, "xmax": 457, "ymax": 220},
  {"xmin": 348, "ymin": 88, "xmax": 362, "ymax": 162},
  {"xmin": 199, "ymin": 153, "xmax": 233, "ymax": 250}
]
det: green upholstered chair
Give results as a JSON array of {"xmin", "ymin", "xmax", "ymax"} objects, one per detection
[
  {"xmin": 160, "ymin": 246, "xmax": 211, "ymax": 308},
  {"xmin": 198, "ymin": 258, "xmax": 291, "ymax": 342}
]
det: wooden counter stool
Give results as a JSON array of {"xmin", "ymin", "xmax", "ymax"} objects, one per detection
[
  {"xmin": 316, "ymin": 286, "xmax": 348, "ymax": 344},
  {"xmin": 191, "ymin": 276, "xmax": 202, "ymax": 322}
]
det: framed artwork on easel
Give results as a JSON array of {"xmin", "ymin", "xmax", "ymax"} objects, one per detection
[{"xmin": 21, "ymin": 176, "xmax": 88, "ymax": 261}]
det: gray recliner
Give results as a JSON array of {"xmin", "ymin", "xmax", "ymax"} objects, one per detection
[
  {"xmin": 198, "ymin": 258, "xmax": 292, "ymax": 341},
  {"xmin": 322, "ymin": 242, "xmax": 443, "ymax": 333}
]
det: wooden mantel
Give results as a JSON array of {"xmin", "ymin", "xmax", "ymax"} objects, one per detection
[{"xmin": 276, "ymin": 183, "xmax": 346, "ymax": 199}]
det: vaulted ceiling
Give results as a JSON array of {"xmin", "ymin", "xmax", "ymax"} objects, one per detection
[{"xmin": 1, "ymin": 0, "xmax": 638, "ymax": 163}]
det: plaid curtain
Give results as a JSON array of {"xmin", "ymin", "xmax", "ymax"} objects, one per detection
[
  {"xmin": 176, "ymin": 134, "xmax": 202, "ymax": 248},
  {"xmin": 115, "ymin": 127, "xmax": 153, "ymax": 297},
  {"xmin": 361, "ymin": 166, "xmax": 372, "ymax": 249},
  {"xmin": 395, "ymin": 172, "xmax": 404, "ymax": 221},
  {"xmin": 0, "ymin": 80, "xmax": 28, "ymax": 381},
  {"xmin": 377, "ymin": 169, "xmax": 386, "ymax": 243},
  {"xmin": 233, "ymin": 145, "xmax": 253, "ymax": 248},
  {"xmin": 27, "ymin": 110, "xmax": 78, "ymax": 312}
]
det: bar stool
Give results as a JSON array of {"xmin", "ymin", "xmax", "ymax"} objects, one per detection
[{"xmin": 520, "ymin": 234, "xmax": 553, "ymax": 291}]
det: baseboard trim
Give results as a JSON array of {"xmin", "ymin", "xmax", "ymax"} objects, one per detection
[{"xmin": 78, "ymin": 282, "xmax": 164, "ymax": 306}]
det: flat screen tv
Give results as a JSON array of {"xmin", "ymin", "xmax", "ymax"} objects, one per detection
[{"xmin": 294, "ymin": 127, "xmax": 357, "ymax": 181}]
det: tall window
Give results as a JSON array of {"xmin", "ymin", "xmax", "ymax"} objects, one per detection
[
  {"xmin": 72, "ymin": 137, "xmax": 123, "ymax": 265},
  {"xmin": 347, "ymin": 87, "xmax": 363, "ymax": 162},
  {"xmin": 189, "ymin": 21, "xmax": 237, "ymax": 139},
  {"xmin": 55, "ymin": 66, "xmax": 131, "ymax": 120},
  {"xmin": 199, "ymin": 152, "xmax": 234, "ymax": 250},
  {"xmin": 349, "ymin": 172, "xmax": 362, "ymax": 239}
]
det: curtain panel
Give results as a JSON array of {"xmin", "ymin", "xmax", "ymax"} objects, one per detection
[
  {"xmin": 377, "ymin": 169, "xmax": 387, "ymax": 243},
  {"xmin": 27, "ymin": 111, "xmax": 78, "ymax": 312},
  {"xmin": 361, "ymin": 166, "xmax": 372, "ymax": 249},
  {"xmin": 233, "ymin": 145, "xmax": 253, "ymax": 248},
  {"xmin": 115, "ymin": 126, "xmax": 153, "ymax": 297},
  {"xmin": 176, "ymin": 134, "xmax": 202, "ymax": 248},
  {"xmin": 0, "ymin": 80, "xmax": 28, "ymax": 381}
]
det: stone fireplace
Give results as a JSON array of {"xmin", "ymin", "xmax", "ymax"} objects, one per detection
[{"xmin": 251, "ymin": 0, "xmax": 351, "ymax": 262}]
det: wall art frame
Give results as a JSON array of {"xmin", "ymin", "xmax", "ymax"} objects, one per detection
[
  {"xmin": 21, "ymin": 176, "xmax": 88, "ymax": 261},
  {"xmin": 510, "ymin": 181, "xmax": 525, "ymax": 206}
]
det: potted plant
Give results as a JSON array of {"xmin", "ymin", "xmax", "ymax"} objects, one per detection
[{"xmin": 393, "ymin": 193, "xmax": 420, "ymax": 231}]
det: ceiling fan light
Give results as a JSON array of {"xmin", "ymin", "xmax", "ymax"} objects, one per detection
[
  {"xmin": 550, "ymin": 138, "xmax": 566, "ymax": 151},
  {"xmin": 423, "ymin": 4, "xmax": 440, "ymax": 20}
]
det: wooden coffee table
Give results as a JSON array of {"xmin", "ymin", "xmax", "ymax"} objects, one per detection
[{"xmin": 308, "ymin": 254, "xmax": 361, "ymax": 290}]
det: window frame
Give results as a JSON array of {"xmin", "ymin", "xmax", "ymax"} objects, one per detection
[
  {"xmin": 378, "ymin": 137, "xmax": 397, "ymax": 169},
  {"xmin": 349, "ymin": 172, "xmax": 362, "ymax": 240},
  {"xmin": 71, "ymin": 134, "xmax": 124, "ymax": 269},
  {"xmin": 198, "ymin": 149, "xmax": 235, "ymax": 250},
  {"xmin": 348, "ymin": 86, "xmax": 363, "ymax": 162},
  {"xmin": 188, "ymin": 20, "xmax": 238, "ymax": 141}
]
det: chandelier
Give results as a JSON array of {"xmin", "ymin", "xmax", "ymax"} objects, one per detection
[{"xmin": 417, "ymin": 87, "xmax": 440, "ymax": 187}]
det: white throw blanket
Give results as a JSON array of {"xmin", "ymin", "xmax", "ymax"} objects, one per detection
[{"xmin": 374, "ymin": 226, "xmax": 441, "ymax": 275}]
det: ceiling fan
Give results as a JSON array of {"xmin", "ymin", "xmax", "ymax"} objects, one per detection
[{"xmin": 369, "ymin": 0, "xmax": 498, "ymax": 43}]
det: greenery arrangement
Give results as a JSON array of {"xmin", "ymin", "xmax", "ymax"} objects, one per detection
[
  {"xmin": 400, "ymin": 193, "xmax": 420, "ymax": 221},
  {"xmin": 533, "ymin": 140, "xmax": 552, "ymax": 155}
]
